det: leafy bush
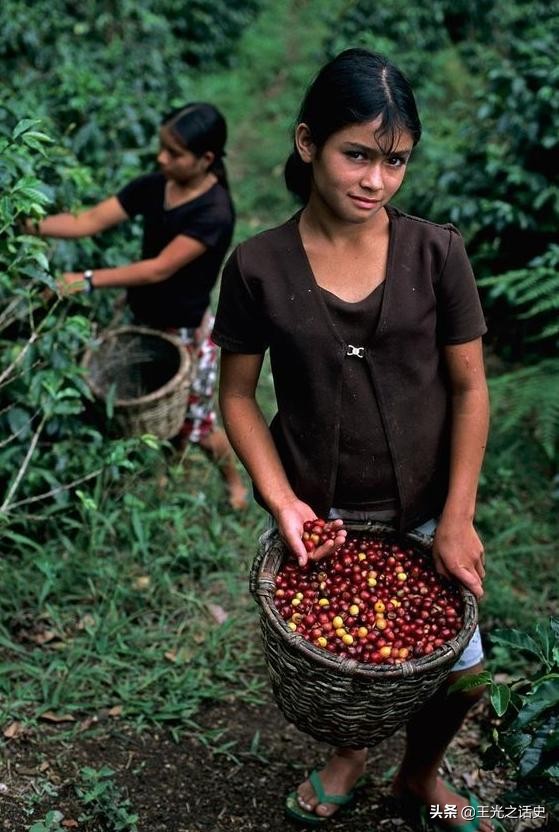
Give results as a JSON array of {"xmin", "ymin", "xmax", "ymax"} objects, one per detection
[
  {"xmin": 454, "ymin": 619, "xmax": 559, "ymax": 816},
  {"xmin": 0, "ymin": 118, "xmax": 157, "ymax": 529}
]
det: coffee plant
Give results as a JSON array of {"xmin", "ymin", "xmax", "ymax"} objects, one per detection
[
  {"xmin": 452, "ymin": 618, "xmax": 559, "ymax": 815},
  {"xmin": 0, "ymin": 118, "xmax": 159, "ymax": 537}
]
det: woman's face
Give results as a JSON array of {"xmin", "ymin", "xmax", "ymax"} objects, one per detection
[
  {"xmin": 296, "ymin": 117, "xmax": 414, "ymax": 224},
  {"xmin": 157, "ymin": 126, "xmax": 212, "ymax": 185}
]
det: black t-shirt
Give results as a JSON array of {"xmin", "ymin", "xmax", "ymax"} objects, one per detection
[{"xmin": 117, "ymin": 172, "xmax": 234, "ymax": 328}]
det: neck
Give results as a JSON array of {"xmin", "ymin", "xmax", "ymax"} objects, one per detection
[{"xmin": 169, "ymin": 171, "xmax": 218, "ymax": 201}]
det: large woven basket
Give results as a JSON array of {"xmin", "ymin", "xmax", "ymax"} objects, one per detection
[
  {"xmin": 82, "ymin": 326, "xmax": 192, "ymax": 440},
  {"xmin": 250, "ymin": 521, "xmax": 478, "ymax": 748}
]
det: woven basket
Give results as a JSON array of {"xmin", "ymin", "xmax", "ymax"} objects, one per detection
[
  {"xmin": 250, "ymin": 521, "xmax": 478, "ymax": 748},
  {"xmin": 82, "ymin": 326, "xmax": 192, "ymax": 440}
]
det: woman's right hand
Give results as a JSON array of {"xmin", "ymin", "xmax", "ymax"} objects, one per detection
[{"xmin": 274, "ymin": 499, "xmax": 346, "ymax": 567}]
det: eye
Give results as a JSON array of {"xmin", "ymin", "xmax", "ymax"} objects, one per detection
[
  {"xmin": 345, "ymin": 150, "xmax": 367, "ymax": 161},
  {"xmin": 386, "ymin": 154, "xmax": 407, "ymax": 168}
]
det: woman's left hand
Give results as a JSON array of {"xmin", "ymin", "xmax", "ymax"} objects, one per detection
[
  {"xmin": 57, "ymin": 272, "xmax": 86, "ymax": 295},
  {"xmin": 432, "ymin": 516, "xmax": 485, "ymax": 599}
]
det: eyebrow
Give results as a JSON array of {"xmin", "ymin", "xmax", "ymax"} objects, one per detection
[{"xmin": 343, "ymin": 141, "xmax": 413, "ymax": 157}]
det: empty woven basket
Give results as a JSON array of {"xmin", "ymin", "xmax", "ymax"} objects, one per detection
[
  {"xmin": 250, "ymin": 521, "xmax": 478, "ymax": 748},
  {"xmin": 82, "ymin": 326, "xmax": 192, "ymax": 440}
]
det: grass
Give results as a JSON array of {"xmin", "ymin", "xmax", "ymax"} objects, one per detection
[{"xmin": 0, "ymin": 452, "xmax": 268, "ymax": 735}]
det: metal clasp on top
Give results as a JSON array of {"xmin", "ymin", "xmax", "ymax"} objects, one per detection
[{"xmin": 346, "ymin": 344, "xmax": 365, "ymax": 358}]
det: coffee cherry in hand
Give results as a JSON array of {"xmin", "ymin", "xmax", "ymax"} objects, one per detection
[{"xmin": 302, "ymin": 518, "xmax": 342, "ymax": 553}]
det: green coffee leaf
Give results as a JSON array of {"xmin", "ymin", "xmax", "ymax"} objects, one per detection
[{"xmin": 490, "ymin": 682, "xmax": 511, "ymax": 717}]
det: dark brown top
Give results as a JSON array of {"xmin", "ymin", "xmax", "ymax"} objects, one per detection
[
  {"xmin": 213, "ymin": 205, "xmax": 487, "ymax": 530},
  {"xmin": 321, "ymin": 284, "xmax": 399, "ymax": 510}
]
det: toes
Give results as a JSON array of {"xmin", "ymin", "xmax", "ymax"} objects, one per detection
[
  {"xmin": 296, "ymin": 786, "xmax": 316, "ymax": 813},
  {"xmin": 315, "ymin": 803, "xmax": 336, "ymax": 818}
]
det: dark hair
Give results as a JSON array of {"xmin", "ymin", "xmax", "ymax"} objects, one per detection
[
  {"xmin": 162, "ymin": 102, "xmax": 230, "ymax": 190},
  {"xmin": 284, "ymin": 49, "xmax": 422, "ymax": 203}
]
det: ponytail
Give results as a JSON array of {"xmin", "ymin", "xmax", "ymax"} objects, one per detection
[{"xmin": 210, "ymin": 155, "xmax": 230, "ymax": 192}]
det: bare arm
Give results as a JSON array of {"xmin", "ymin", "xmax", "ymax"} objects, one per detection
[
  {"xmin": 432, "ymin": 338, "xmax": 490, "ymax": 598},
  {"xmin": 35, "ymin": 196, "xmax": 128, "ymax": 238},
  {"xmin": 219, "ymin": 351, "xmax": 345, "ymax": 564},
  {"xmin": 59, "ymin": 234, "xmax": 207, "ymax": 292}
]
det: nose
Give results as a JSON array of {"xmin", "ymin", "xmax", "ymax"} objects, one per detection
[
  {"xmin": 158, "ymin": 148, "xmax": 169, "ymax": 167},
  {"xmin": 360, "ymin": 162, "xmax": 383, "ymax": 192}
]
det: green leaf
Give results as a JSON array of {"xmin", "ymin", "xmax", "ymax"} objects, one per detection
[
  {"xmin": 490, "ymin": 628, "xmax": 545, "ymax": 662},
  {"xmin": 16, "ymin": 186, "xmax": 51, "ymax": 204},
  {"xmin": 534, "ymin": 620, "xmax": 556, "ymax": 666},
  {"xmin": 490, "ymin": 682, "xmax": 511, "ymax": 717},
  {"xmin": 501, "ymin": 729, "xmax": 532, "ymax": 759},
  {"xmin": 22, "ymin": 130, "xmax": 54, "ymax": 145},
  {"xmin": 448, "ymin": 671, "xmax": 492, "ymax": 694},
  {"xmin": 12, "ymin": 118, "xmax": 41, "ymax": 140},
  {"xmin": 514, "ymin": 679, "xmax": 559, "ymax": 729},
  {"xmin": 140, "ymin": 434, "xmax": 160, "ymax": 450},
  {"xmin": 6, "ymin": 406, "xmax": 32, "ymax": 439}
]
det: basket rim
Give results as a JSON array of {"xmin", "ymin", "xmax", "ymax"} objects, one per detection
[
  {"xmin": 82, "ymin": 325, "xmax": 192, "ymax": 408},
  {"xmin": 252, "ymin": 522, "xmax": 478, "ymax": 681}
]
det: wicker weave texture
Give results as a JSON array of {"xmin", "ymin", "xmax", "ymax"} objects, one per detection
[
  {"xmin": 251, "ymin": 524, "xmax": 478, "ymax": 748},
  {"xmin": 82, "ymin": 326, "xmax": 192, "ymax": 440}
]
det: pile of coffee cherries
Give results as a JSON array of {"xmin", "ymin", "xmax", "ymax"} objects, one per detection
[{"xmin": 273, "ymin": 520, "xmax": 464, "ymax": 665}]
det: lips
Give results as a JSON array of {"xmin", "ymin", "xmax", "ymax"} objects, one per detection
[{"xmin": 349, "ymin": 194, "xmax": 381, "ymax": 208}]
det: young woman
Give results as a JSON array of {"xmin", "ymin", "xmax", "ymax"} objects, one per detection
[
  {"xmin": 32, "ymin": 102, "xmax": 247, "ymax": 510},
  {"xmin": 213, "ymin": 51, "xmax": 493, "ymax": 829}
]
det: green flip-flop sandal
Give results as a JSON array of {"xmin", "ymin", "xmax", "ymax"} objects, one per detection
[{"xmin": 285, "ymin": 768, "xmax": 364, "ymax": 826}]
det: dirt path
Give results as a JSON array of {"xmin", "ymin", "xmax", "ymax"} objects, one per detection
[{"xmin": 2, "ymin": 690, "xmax": 546, "ymax": 832}]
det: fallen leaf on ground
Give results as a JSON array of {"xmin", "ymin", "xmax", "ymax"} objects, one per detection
[
  {"xmin": 108, "ymin": 705, "xmax": 123, "ymax": 718},
  {"xmin": 40, "ymin": 711, "xmax": 76, "ymax": 723},
  {"xmin": 208, "ymin": 603, "xmax": 228, "ymax": 624},
  {"xmin": 62, "ymin": 821, "xmax": 79, "ymax": 828},
  {"xmin": 164, "ymin": 646, "xmax": 194, "ymax": 663},
  {"xmin": 132, "ymin": 575, "xmax": 151, "ymax": 590},
  {"xmin": 3, "ymin": 721, "xmax": 24, "ymax": 739},
  {"xmin": 27, "ymin": 629, "xmax": 60, "ymax": 645},
  {"xmin": 77, "ymin": 716, "xmax": 97, "ymax": 732},
  {"xmin": 77, "ymin": 614, "xmax": 96, "ymax": 630}
]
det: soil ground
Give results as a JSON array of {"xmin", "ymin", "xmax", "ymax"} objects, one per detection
[{"xmin": 0, "ymin": 691, "xmax": 553, "ymax": 832}]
